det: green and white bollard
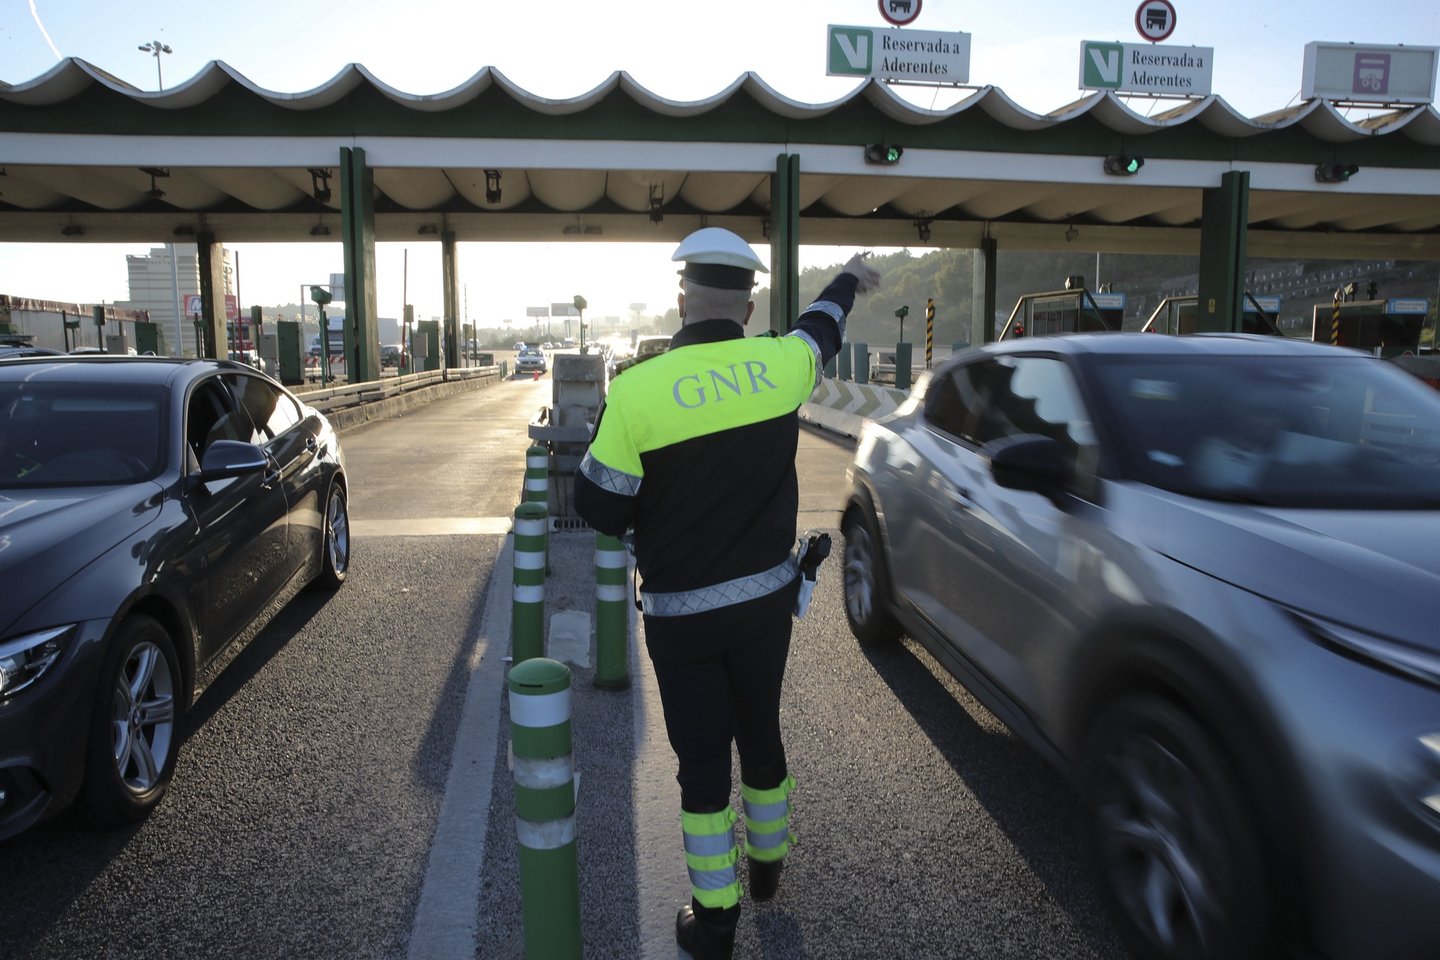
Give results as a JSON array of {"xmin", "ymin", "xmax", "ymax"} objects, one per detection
[
  {"xmin": 509, "ymin": 657, "xmax": 582, "ymax": 959},
  {"xmin": 512, "ymin": 502, "xmax": 547, "ymax": 664},
  {"xmin": 593, "ymin": 533, "xmax": 629, "ymax": 690},
  {"xmin": 524, "ymin": 444, "xmax": 551, "ymax": 574}
]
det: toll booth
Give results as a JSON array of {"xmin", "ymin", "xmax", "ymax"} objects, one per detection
[
  {"xmin": 415, "ymin": 320, "xmax": 442, "ymax": 372},
  {"xmin": 275, "ymin": 321, "xmax": 305, "ymax": 386},
  {"xmin": 1142, "ymin": 294, "xmax": 1282, "ymax": 336},
  {"xmin": 134, "ymin": 321, "xmax": 160, "ymax": 355},
  {"xmin": 999, "ymin": 289, "xmax": 1125, "ymax": 340},
  {"xmin": 1311, "ymin": 298, "xmax": 1429, "ymax": 358},
  {"xmin": 529, "ymin": 352, "xmax": 607, "ymax": 522}
]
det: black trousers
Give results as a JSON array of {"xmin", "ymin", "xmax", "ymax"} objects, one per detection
[{"xmin": 645, "ymin": 584, "xmax": 796, "ymax": 812}]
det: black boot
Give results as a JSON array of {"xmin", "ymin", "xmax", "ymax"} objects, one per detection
[
  {"xmin": 675, "ymin": 901, "xmax": 739, "ymax": 959},
  {"xmin": 748, "ymin": 858, "xmax": 783, "ymax": 902}
]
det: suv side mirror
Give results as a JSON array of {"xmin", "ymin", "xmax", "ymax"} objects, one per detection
[{"xmin": 985, "ymin": 434, "xmax": 1070, "ymax": 506}]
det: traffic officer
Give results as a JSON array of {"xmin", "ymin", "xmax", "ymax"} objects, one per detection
[{"xmin": 575, "ymin": 227, "xmax": 880, "ymax": 959}]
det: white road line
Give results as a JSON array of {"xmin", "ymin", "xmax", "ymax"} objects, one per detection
[
  {"xmin": 351, "ymin": 517, "xmax": 514, "ymax": 537},
  {"xmin": 405, "ymin": 537, "xmax": 512, "ymax": 960}
]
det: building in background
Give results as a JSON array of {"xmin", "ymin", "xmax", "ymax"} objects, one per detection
[
  {"xmin": 114, "ymin": 244, "xmax": 234, "ymax": 357},
  {"xmin": 0, "ymin": 295, "xmax": 150, "ymax": 352}
]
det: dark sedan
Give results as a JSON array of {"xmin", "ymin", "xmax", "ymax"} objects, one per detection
[
  {"xmin": 842, "ymin": 333, "xmax": 1440, "ymax": 960},
  {"xmin": 0, "ymin": 356, "xmax": 349, "ymax": 841}
]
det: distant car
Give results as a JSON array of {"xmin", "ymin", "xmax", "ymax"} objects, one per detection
[
  {"xmin": 515, "ymin": 346, "xmax": 547, "ymax": 374},
  {"xmin": 0, "ymin": 345, "xmax": 65, "ymax": 360},
  {"xmin": 227, "ymin": 348, "xmax": 268, "ymax": 376},
  {"xmin": 612, "ymin": 336, "xmax": 671, "ymax": 377},
  {"xmin": 0, "ymin": 355, "xmax": 350, "ymax": 841},
  {"xmin": 842, "ymin": 332, "xmax": 1440, "ymax": 960},
  {"xmin": 380, "ymin": 344, "xmax": 404, "ymax": 368}
]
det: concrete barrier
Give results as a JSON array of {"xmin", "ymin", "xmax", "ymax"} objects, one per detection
[
  {"xmin": 325, "ymin": 370, "xmax": 504, "ymax": 433},
  {"xmin": 799, "ymin": 377, "xmax": 910, "ymax": 439}
]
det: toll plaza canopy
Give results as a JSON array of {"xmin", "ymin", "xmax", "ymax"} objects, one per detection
[{"xmin": 3, "ymin": 59, "xmax": 1440, "ymax": 370}]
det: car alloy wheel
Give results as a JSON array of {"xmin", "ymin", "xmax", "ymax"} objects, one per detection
[
  {"xmin": 314, "ymin": 482, "xmax": 350, "ymax": 589},
  {"xmin": 83, "ymin": 615, "xmax": 182, "ymax": 825},
  {"xmin": 1088, "ymin": 695, "xmax": 1275, "ymax": 960},
  {"xmin": 841, "ymin": 507, "xmax": 901, "ymax": 645}
]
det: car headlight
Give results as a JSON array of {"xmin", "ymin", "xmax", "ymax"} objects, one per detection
[
  {"xmin": 1292, "ymin": 612, "xmax": 1440, "ymax": 824},
  {"xmin": 0, "ymin": 626, "xmax": 70, "ymax": 699},
  {"xmin": 1290, "ymin": 610, "xmax": 1440, "ymax": 691}
]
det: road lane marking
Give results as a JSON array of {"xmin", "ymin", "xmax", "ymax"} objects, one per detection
[
  {"xmin": 405, "ymin": 537, "xmax": 511, "ymax": 960},
  {"xmin": 632, "ymin": 610, "xmax": 690, "ymax": 957},
  {"xmin": 352, "ymin": 517, "xmax": 514, "ymax": 537}
]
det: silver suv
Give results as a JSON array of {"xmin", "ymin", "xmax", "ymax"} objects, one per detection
[{"xmin": 842, "ymin": 333, "xmax": 1440, "ymax": 960}]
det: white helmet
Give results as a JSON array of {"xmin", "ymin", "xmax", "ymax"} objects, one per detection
[{"xmin": 672, "ymin": 228, "xmax": 768, "ymax": 289}]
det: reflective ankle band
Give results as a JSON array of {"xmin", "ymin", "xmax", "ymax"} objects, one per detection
[
  {"xmin": 742, "ymin": 776, "xmax": 796, "ymax": 863},
  {"xmin": 681, "ymin": 807, "xmax": 740, "ymax": 909}
]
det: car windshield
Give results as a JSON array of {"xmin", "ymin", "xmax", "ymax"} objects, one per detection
[
  {"xmin": 1086, "ymin": 353, "xmax": 1440, "ymax": 509},
  {"xmin": 0, "ymin": 380, "xmax": 167, "ymax": 488}
]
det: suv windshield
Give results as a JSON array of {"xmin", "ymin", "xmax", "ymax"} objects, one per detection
[
  {"xmin": 1087, "ymin": 353, "xmax": 1440, "ymax": 509},
  {"xmin": 0, "ymin": 380, "xmax": 167, "ymax": 488}
]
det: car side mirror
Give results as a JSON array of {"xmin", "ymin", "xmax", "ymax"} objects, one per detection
[
  {"xmin": 196, "ymin": 440, "xmax": 268, "ymax": 482},
  {"xmin": 985, "ymin": 434, "xmax": 1070, "ymax": 506}
]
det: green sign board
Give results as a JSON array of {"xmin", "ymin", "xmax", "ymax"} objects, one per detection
[
  {"xmin": 1079, "ymin": 40, "xmax": 1214, "ymax": 96},
  {"xmin": 827, "ymin": 24, "xmax": 971, "ymax": 83},
  {"xmin": 829, "ymin": 26, "xmax": 874, "ymax": 77}
]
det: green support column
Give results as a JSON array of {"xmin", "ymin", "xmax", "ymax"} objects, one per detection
[
  {"xmin": 971, "ymin": 235, "xmax": 998, "ymax": 344},
  {"xmin": 442, "ymin": 230, "xmax": 460, "ymax": 368},
  {"xmin": 196, "ymin": 234, "xmax": 227, "ymax": 359},
  {"xmin": 768, "ymin": 153, "xmax": 800, "ymax": 333},
  {"xmin": 340, "ymin": 146, "xmax": 381, "ymax": 383},
  {"xmin": 1197, "ymin": 171, "xmax": 1250, "ymax": 333}
]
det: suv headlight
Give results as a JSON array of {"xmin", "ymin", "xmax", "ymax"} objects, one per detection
[
  {"xmin": 0, "ymin": 626, "xmax": 70, "ymax": 699},
  {"xmin": 1290, "ymin": 610, "xmax": 1440, "ymax": 690}
]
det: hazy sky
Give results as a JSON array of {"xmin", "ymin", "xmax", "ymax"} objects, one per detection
[{"xmin": 3, "ymin": 0, "xmax": 1437, "ymax": 324}]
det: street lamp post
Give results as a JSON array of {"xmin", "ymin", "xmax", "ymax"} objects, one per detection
[{"xmin": 138, "ymin": 40, "xmax": 172, "ymax": 90}]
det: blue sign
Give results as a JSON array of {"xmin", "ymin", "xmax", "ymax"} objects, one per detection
[{"xmin": 1386, "ymin": 298, "xmax": 1429, "ymax": 315}]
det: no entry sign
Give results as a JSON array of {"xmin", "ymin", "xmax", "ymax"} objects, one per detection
[{"xmin": 1135, "ymin": 0, "xmax": 1177, "ymax": 43}]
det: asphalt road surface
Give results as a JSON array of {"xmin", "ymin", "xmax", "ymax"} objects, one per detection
[{"xmin": 0, "ymin": 374, "xmax": 1131, "ymax": 960}]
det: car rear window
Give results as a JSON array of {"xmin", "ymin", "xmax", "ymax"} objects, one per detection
[{"xmin": 1, "ymin": 380, "xmax": 167, "ymax": 487}]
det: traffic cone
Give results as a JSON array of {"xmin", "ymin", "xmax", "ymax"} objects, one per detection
[{"xmin": 534, "ymin": 370, "xmax": 540, "ymax": 381}]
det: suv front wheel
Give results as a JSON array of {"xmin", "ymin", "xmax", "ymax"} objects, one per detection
[
  {"xmin": 841, "ymin": 505, "xmax": 902, "ymax": 645},
  {"xmin": 1086, "ymin": 694, "xmax": 1278, "ymax": 960}
]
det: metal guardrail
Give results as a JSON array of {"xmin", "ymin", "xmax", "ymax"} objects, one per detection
[{"xmin": 296, "ymin": 366, "xmax": 501, "ymax": 414}]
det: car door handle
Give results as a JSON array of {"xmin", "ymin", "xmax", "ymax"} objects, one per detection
[
  {"xmin": 305, "ymin": 436, "xmax": 319, "ymax": 452},
  {"xmin": 946, "ymin": 485, "xmax": 973, "ymax": 510}
]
